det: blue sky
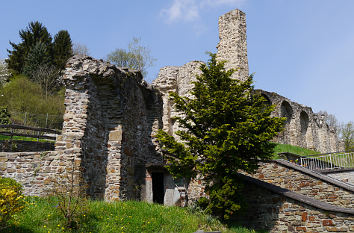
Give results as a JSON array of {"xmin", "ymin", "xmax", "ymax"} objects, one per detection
[{"xmin": 0, "ymin": 0, "xmax": 353, "ymax": 123}]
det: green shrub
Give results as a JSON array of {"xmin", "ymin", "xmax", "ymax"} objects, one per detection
[
  {"xmin": 0, "ymin": 177, "xmax": 26, "ymax": 229},
  {"xmin": 0, "ymin": 107, "xmax": 10, "ymax": 124},
  {"xmin": 0, "ymin": 75, "xmax": 65, "ymax": 128}
]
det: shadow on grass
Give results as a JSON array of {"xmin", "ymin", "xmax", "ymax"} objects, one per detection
[
  {"xmin": 3, "ymin": 225, "xmax": 35, "ymax": 233},
  {"xmin": 226, "ymin": 221, "xmax": 268, "ymax": 233}
]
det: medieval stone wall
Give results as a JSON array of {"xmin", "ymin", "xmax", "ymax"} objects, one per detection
[
  {"xmin": 244, "ymin": 160, "xmax": 354, "ymax": 209},
  {"xmin": 153, "ymin": 9, "xmax": 340, "ymax": 153},
  {"xmin": 259, "ymin": 90, "xmax": 340, "ymax": 152},
  {"xmin": 0, "ymin": 151, "xmax": 60, "ymax": 196},
  {"xmin": 55, "ymin": 55, "xmax": 164, "ymax": 201},
  {"xmin": 236, "ymin": 178, "xmax": 354, "ymax": 233},
  {"xmin": 216, "ymin": 9, "xmax": 249, "ymax": 81},
  {"xmin": 152, "ymin": 61, "xmax": 203, "ymax": 139}
]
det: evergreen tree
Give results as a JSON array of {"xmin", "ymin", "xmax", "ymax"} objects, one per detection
[
  {"xmin": 7, "ymin": 21, "xmax": 52, "ymax": 74},
  {"xmin": 23, "ymin": 41, "xmax": 52, "ymax": 79},
  {"xmin": 156, "ymin": 53, "xmax": 284, "ymax": 220},
  {"xmin": 53, "ymin": 30, "xmax": 73, "ymax": 70}
]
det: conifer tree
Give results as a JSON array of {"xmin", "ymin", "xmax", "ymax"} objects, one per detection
[
  {"xmin": 156, "ymin": 53, "xmax": 284, "ymax": 220},
  {"xmin": 7, "ymin": 21, "xmax": 52, "ymax": 74},
  {"xmin": 53, "ymin": 30, "xmax": 73, "ymax": 70}
]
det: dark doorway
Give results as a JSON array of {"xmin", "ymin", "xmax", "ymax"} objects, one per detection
[{"xmin": 152, "ymin": 172, "xmax": 164, "ymax": 204}]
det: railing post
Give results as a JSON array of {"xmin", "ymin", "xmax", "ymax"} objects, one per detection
[{"xmin": 329, "ymin": 154, "xmax": 333, "ymax": 169}]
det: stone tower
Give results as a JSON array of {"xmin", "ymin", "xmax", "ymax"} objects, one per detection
[{"xmin": 216, "ymin": 9, "xmax": 249, "ymax": 81}]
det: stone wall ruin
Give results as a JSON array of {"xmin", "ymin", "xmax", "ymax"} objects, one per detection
[{"xmin": 154, "ymin": 9, "xmax": 340, "ymax": 153}]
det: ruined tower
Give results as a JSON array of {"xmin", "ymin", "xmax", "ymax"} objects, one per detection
[{"xmin": 216, "ymin": 9, "xmax": 249, "ymax": 81}]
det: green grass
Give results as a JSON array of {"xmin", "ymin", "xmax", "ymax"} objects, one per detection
[
  {"xmin": 272, "ymin": 143, "xmax": 319, "ymax": 159},
  {"xmin": 0, "ymin": 135, "xmax": 54, "ymax": 143},
  {"xmin": 6, "ymin": 197, "xmax": 262, "ymax": 233}
]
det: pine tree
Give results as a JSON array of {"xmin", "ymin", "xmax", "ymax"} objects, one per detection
[
  {"xmin": 156, "ymin": 53, "xmax": 284, "ymax": 220},
  {"xmin": 53, "ymin": 30, "xmax": 73, "ymax": 70},
  {"xmin": 23, "ymin": 41, "xmax": 52, "ymax": 79},
  {"xmin": 7, "ymin": 21, "xmax": 52, "ymax": 74}
]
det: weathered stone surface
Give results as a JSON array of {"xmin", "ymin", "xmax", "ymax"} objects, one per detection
[{"xmin": 216, "ymin": 9, "xmax": 249, "ymax": 81}]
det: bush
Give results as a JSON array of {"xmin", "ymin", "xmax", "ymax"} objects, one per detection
[
  {"xmin": 0, "ymin": 177, "xmax": 26, "ymax": 229},
  {"xmin": 0, "ymin": 107, "xmax": 10, "ymax": 124},
  {"xmin": 0, "ymin": 75, "xmax": 65, "ymax": 128}
]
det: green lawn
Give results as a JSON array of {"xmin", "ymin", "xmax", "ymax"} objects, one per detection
[
  {"xmin": 272, "ymin": 143, "xmax": 319, "ymax": 159},
  {"xmin": 0, "ymin": 135, "xmax": 54, "ymax": 143},
  {"xmin": 6, "ymin": 197, "xmax": 263, "ymax": 233}
]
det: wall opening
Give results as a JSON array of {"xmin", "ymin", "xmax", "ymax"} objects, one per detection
[
  {"xmin": 152, "ymin": 172, "xmax": 164, "ymax": 204},
  {"xmin": 280, "ymin": 101, "xmax": 293, "ymax": 124},
  {"xmin": 300, "ymin": 111, "xmax": 309, "ymax": 135}
]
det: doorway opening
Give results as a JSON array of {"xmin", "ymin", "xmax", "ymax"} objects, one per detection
[{"xmin": 152, "ymin": 172, "xmax": 164, "ymax": 204}]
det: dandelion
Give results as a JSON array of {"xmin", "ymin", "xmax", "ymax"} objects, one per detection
[{"xmin": 43, "ymin": 225, "xmax": 47, "ymax": 228}]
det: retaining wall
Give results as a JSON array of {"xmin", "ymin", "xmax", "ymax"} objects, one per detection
[
  {"xmin": 237, "ymin": 174, "xmax": 354, "ymax": 233},
  {"xmin": 246, "ymin": 160, "xmax": 354, "ymax": 208}
]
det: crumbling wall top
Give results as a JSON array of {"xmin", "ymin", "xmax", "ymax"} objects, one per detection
[{"xmin": 63, "ymin": 55, "xmax": 144, "ymax": 85}]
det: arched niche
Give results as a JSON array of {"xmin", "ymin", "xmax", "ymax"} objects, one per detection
[
  {"xmin": 300, "ymin": 111, "xmax": 309, "ymax": 135},
  {"xmin": 280, "ymin": 100, "xmax": 293, "ymax": 124}
]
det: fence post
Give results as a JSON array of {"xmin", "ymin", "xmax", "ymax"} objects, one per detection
[
  {"xmin": 45, "ymin": 113, "xmax": 48, "ymax": 128},
  {"xmin": 329, "ymin": 154, "xmax": 333, "ymax": 169},
  {"xmin": 24, "ymin": 112, "xmax": 27, "ymax": 126}
]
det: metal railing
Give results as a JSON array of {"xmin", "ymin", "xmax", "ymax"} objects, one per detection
[{"xmin": 300, "ymin": 152, "xmax": 354, "ymax": 171}]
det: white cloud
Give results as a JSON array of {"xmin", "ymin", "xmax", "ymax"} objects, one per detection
[
  {"xmin": 161, "ymin": 0, "xmax": 245, "ymax": 23},
  {"xmin": 160, "ymin": 0, "xmax": 199, "ymax": 23}
]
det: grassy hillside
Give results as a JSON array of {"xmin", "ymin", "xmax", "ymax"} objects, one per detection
[
  {"xmin": 6, "ymin": 197, "xmax": 262, "ymax": 233},
  {"xmin": 272, "ymin": 143, "xmax": 319, "ymax": 159}
]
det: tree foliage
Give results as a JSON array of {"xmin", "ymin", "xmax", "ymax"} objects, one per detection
[
  {"xmin": 6, "ymin": 21, "xmax": 72, "ymax": 93},
  {"xmin": 156, "ymin": 53, "xmax": 284, "ymax": 219},
  {"xmin": 106, "ymin": 37, "xmax": 155, "ymax": 77},
  {"xmin": 0, "ymin": 75, "xmax": 65, "ymax": 128},
  {"xmin": 0, "ymin": 61, "xmax": 9, "ymax": 86},
  {"xmin": 72, "ymin": 43, "xmax": 89, "ymax": 56},
  {"xmin": 7, "ymin": 21, "xmax": 53, "ymax": 74},
  {"xmin": 340, "ymin": 121, "xmax": 353, "ymax": 152},
  {"xmin": 53, "ymin": 30, "xmax": 73, "ymax": 70}
]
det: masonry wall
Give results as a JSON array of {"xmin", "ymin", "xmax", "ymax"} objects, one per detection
[
  {"xmin": 0, "ymin": 151, "xmax": 60, "ymax": 196},
  {"xmin": 216, "ymin": 9, "xmax": 249, "ymax": 81},
  {"xmin": 54, "ymin": 55, "xmax": 164, "ymax": 201},
  {"xmin": 153, "ymin": 9, "xmax": 340, "ymax": 153},
  {"xmin": 236, "ymin": 181, "xmax": 354, "ymax": 233},
  {"xmin": 259, "ymin": 90, "xmax": 340, "ymax": 153},
  {"xmin": 246, "ymin": 160, "xmax": 354, "ymax": 208}
]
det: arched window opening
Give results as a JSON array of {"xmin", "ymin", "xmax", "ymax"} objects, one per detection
[
  {"xmin": 300, "ymin": 111, "xmax": 309, "ymax": 135},
  {"xmin": 280, "ymin": 101, "xmax": 293, "ymax": 124}
]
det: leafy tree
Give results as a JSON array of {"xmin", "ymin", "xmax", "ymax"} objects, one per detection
[
  {"xmin": 7, "ymin": 21, "xmax": 52, "ymax": 74},
  {"xmin": 72, "ymin": 43, "xmax": 89, "ymax": 56},
  {"xmin": 340, "ymin": 121, "xmax": 353, "ymax": 152},
  {"xmin": 53, "ymin": 30, "xmax": 73, "ymax": 70},
  {"xmin": 32, "ymin": 64, "xmax": 60, "ymax": 98},
  {"xmin": 107, "ymin": 37, "xmax": 156, "ymax": 77},
  {"xmin": 0, "ymin": 60, "xmax": 9, "ymax": 85},
  {"xmin": 156, "ymin": 53, "xmax": 284, "ymax": 220}
]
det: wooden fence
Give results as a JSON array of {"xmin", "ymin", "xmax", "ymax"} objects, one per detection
[{"xmin": 0, "ymin": 124, "xmax": 61, "ymax": 141}]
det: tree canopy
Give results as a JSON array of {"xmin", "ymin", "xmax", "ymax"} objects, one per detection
[
  {"xmin": 6, "ymin": 21, "xmax": 72, "ymax": 77},
  {"xmin": 156, "ymin": 53, "xmax": 284, "ymax": 219},
  {"xmin": 341, "ymin": 121, "xmax": 353, "ymax": 152},
  {"xmin": 106, "ymin": 37, "xmax": 155, "ymax": 77}
]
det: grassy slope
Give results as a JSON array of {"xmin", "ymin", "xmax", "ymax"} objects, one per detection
[
  {"xmin": 7, "ymin": 197, "xmax": 262, "ymax": 233},
  {"xmin": 272, "ymin": 143, "xmax": 319, "ymax": 159}
]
